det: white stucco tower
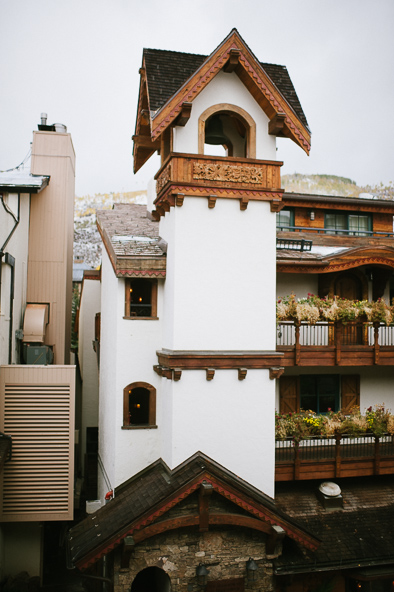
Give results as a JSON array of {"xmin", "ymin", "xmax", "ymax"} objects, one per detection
[{"xmin": 97, "ymin": 29, "xmax": 310, "ymax": 500}]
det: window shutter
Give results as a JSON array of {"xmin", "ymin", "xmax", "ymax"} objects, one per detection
[
  {"xmin": 341, "ymin": 375, "xmax": 360, "ymax": 414},
  {"xmin": 279, "ymin": 376, "xmax": 299, "ymax": 414}
]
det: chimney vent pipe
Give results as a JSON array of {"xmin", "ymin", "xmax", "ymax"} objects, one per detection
[{"xmin": 40, "ymin": 112, "xmax": 48, "ymax": 126}]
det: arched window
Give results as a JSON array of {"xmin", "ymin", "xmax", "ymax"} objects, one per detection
[
  {"xmin": 198, "ymin": 103, "xmax": 256, "ymax": 158},
  {"xmin": 123, "ymin": 382, "xmax": 156, "ymax": 428}
]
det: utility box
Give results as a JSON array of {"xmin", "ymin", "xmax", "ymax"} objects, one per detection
[{"xmin": 23, "ymin": 344, "xmax": 54, "ymax": 365}]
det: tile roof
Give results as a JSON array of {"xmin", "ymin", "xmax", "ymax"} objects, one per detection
[
  {"xmin": 143, "ymin": 49, "xmax": 309, "ymax": 129},
  {"xmin": 274, "ymin": 476, "xmax": 394, "ymax": 574},
  {"xmin": 97, "ymin": 204, "xmax": 167, "ymax": 276}
]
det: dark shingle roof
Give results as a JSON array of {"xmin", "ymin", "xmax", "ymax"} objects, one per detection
[
  {"xmin": 274, "ymin": 476, "xmax": 394, "ymax": 573},
  {"xmin": 67, "ymin": 452, "xmax": 318, "ymax": 569},
  {"xmin": 143, "ymin": 48, "xmax": 309, "ymax": 130}
]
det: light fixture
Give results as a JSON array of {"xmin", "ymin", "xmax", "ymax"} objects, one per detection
[
  {"xmin": 310, "ymin": 210, "xmax": 315, "ymax": 221},
  {"xmin": 196, "ymin": 563, "xmax": 209, "ymax": 587},
  {"xmin": 246, "ymin": 558, "xmax": 258, "ymax": 582}
]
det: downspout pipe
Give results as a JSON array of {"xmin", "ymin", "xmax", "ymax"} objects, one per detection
[
  {"xmin": 4, "ymin": 253, "xmax": 15, "ymax": 364},
  {"xmin": 0, "ymin": 193, "xmax": 20, "ymax": 354}
]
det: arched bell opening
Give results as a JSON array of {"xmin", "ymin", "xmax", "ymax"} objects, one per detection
[
  {"xmin": 130, "ymin": 566, "xmax": 171, "ymax": 592},
  {"xmin": 198, "ymin": 104, "xmax": 256, "ymax": 159}
]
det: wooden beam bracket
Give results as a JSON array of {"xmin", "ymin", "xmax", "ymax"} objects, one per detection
[
  {"xmin": 266, "ymin": 525, "xmax": 285, "ymax": 557},
  {"xmin": 240, "ymin": 196, "xmax": 249, "ymax": 211},
  {"xmin": 206, "ymin": 368, "xmax": 215, "ymax": 381},
  {"xmin": 224, "ymin": 49, "xmax": 241, "ymax": 73},
  {"xmin": 120, "ymin": 535, "xmax": 135, "ymax": 569},
  {"xmin": 174, "ymin": 102, "xmax": 192, "ymax": 127},
  {"xmin": 199, "ymin": 481, "xmax": 213, "ymax": 532},
  {"xmin": 270, "ymin": 199, "xmax": 284, "ymax": 213},
  {"xmin": 173, "ymin": 368, "xmax": 182, "ymax": 382},
  {"xmin": 238, "ymin": 368, "xmax": 247, "ymax": 381},
  {"xmin": 269, "ymin": 367, "xmax": 285, "ymax": 380},
  {"xmin": 208, "ymin": 195, "xmax": 217, "ymax": 209},
  {"xmin": 174, "ymin": 193, "xmax": 185, "ymax": 207},
  {"xmin": 268, "ymin": 112, "xmax": 287, "ymax": 136}
]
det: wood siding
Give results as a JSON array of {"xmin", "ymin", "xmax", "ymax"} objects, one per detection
[{"xmin": 0, "ymin": 365, "xmax": 75, "ymax": 521}]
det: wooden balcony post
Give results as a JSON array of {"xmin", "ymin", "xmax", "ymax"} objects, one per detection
[
  {"xmin": 294, "ymin": 441, "xmax": 300, "ymax": 480},
  {"xmin": 335, "ymin": 434, "xmax": 342, "ymax": 478},
  {"xmin": 374, "ymin": 436, "xmax": 381, "ymax": 475},
  {"xmin": 374, "ymin": 323, "xmax": 380, "ymax": 365},
  {"xmin": 295, "ymin": 323, "xmax": 301, "ymax": 366},
  {"xmin": 335, "ymin": 322, "xmax": 342, "ymax": 365}
]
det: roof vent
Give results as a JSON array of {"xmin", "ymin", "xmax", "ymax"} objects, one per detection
[{"xmin": 317, "ymin": 481, "xmax": 343, "ymax": 510}]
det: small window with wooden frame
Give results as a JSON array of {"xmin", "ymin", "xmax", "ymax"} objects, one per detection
[
  {"xmin": 125, "ymin": 278, "xmax": 158, "ymax": 319},
  {"xmin": 123, "ymin": 382, "xmax": 157, "ymax": 429}
]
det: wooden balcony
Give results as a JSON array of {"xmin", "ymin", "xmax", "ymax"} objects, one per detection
[
  {"xmin": 153, "ymin": 153, "xmax": 283, "ymax": 217},
  {"xmin": 277, "ymin": 321, "xmax": 394, "ymax": 366},
  {"xmin": 276, "ymin": 434, "xmax": 394, "ymax": 481}
]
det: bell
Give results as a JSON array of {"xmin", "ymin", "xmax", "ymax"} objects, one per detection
[{"xmin": 205, "ymin": 115, "xmax": 229, "ymax": 145}]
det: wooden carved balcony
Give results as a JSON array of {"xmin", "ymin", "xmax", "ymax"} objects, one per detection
[
  {"xmin": 153, "ymin": 153, "xmax": 283, "ymax": 218},
  {"xmin": 277, "ymin": 321, "xmax": 394, "ymax": 366},
  {"xmin": 276, "ymin": 433, "xmax": 394, "ymax": 481}
]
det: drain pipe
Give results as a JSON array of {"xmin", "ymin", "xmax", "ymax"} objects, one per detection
[
  {"xmin": 0, "ymin": 193, "xmax": 20, "ymax": 362},
  {"xmin": 4, "ymin": 253, "xmax": 15, "ymax": 364}
]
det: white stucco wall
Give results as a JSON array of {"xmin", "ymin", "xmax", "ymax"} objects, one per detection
[
  {"xmin": 78, "ymin": 276, "xmax": 101, "ymax": 472},
  {"xmin": 160, "ymin": 368, "xmax": 275, "ymax": 498},
  {"xmin": 98, "ymin": 249, "xmax": 163, "ymax": 497},
  {"xmin": 0, "ymin": 193, "xmax": 30, "ymax": 365},
  {"xmin": 159, "ymin": 197, "xmax": 277, "ymax": 351},
  {"xmin": 276, "ymin": 273, "xmax": 318, "ymax": 300},
  {"xmin": 172, "ymin": 71, "xmax": 276, "ymax": 161}
]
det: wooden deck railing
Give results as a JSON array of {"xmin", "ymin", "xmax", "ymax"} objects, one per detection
[
  {"xmin": 275, "ymin": 433, "xmax": 394, "ymax": 481},
  {"xmin": 277, "ymin": 321, "xmax": 394, "ymax": 366}
]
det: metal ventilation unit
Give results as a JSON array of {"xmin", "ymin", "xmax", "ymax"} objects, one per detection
[{"xmin": 22, "ymin": 303, "xmax": 53, "ymax": 365}]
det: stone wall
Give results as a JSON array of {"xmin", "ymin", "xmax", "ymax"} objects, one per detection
[{"xmin": 114, "ymin": 527, "xmax": 274, "ymax": 592}]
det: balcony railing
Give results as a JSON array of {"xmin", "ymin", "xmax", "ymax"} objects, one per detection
[
  {"xmin": 275, "ymin": 433, "xmax": 394, "ymax": 481},
  {"xmin": 276, "ymin": 321, "xmax": 394, "ymax": 366}
]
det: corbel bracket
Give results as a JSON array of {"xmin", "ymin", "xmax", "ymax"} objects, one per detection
[
  {"xmin": 175, "ymin": 102, "xmax": 192, "ymax": 127},
  {"xmin": 206, "ymin": 368, "xmax": 215, "ymax": 381},
  {"xmin": 268, "ymin": 112, "xmax": 287, "ymax": 136},
  {"xmin": 199, "ymin": 481, "xmax": 213, "ymax": 532},
  {"xmin": 269, "ymin": 367, "xmax": 285, "ymax": 380},
  {"xmin": 238, "ymin": 368, "xmax": 247, "ymax": 381},
  {"xmin": 120, "ymin": 535, "xmax": 135, "ymax": 569},
  {"xmin": 266, "ymin": 525, "xmax": 285, "ymax": 557},
  {"xmin": 208, "ymin": 195, "xmax": 217, "ymax": 209},
  {"xmin": 224, "ymin": 49, "xmax": 241, "ymax": 73}
]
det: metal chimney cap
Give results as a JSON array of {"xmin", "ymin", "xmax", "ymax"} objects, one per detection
[{"xmin": 40, "ymin": 112, "xmax": 48, "ymax": 125}]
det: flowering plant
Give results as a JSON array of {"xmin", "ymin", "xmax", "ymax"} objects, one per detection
[
  {"xmin": 275, "ymin": 405, "xmax": 394, "ymax": 440},
  {"xmin": 277, "ymin": 294, "xmax": 393, "ymax": 326}
]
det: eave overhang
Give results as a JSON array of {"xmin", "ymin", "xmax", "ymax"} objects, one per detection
[
  {"xmin": 133, "ymin": 30, "xmax": 310, "ymax": 172},
  {"xmin": 277, "ymin": 245, "xmax": 394, "ymax": 274},
  {"xmin": 0, "ymin": 175, "xmax": 50, "ymax": 193},
  {"xmin": 282, "ymin": 192, "xmax": 394, "ymax": 214},
  {"xmin": 97, "ymin": 219, "xmax": 166, "ymax": 278}
]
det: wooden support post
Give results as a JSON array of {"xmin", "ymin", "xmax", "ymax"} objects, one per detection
[
  {"xmin": 374, "ymin": 323, "xmax": 380, "ymax": 365},
  {"xmin": 198, "ymin": 481, "xmax": 213, "ymax": 532},
  {"xmin": 295, "ymin": 324, "xmax": 300, "ymax": 366},
  {"xmin": 335, "ymin": 434, "xmax": 342, "ymax": 478},
  {"xmin": 374, "ymin": 436, "xmax": 381, "ymax": 475},
  {"xmin": 266, "ymin": 525, "xmax": 285, "ymax": 556},
  {"xmin": 294, "ymin": 441, "xmax": 300, "ymax": 480},
  {"xmin": 335, "ymin": 323, "xmax": 342, "ymax": 365}
]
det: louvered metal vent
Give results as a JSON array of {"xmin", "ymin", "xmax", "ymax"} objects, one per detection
[{"xmin": 0, "ymin": 367, "xmax": 75, "ymax": 522}]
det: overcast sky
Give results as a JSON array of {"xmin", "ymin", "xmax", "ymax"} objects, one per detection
[{"xmin": 1, "ymin": 0, "xmax": 393, "ymax": 196}]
